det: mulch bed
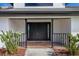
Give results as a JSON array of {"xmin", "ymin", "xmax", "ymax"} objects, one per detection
[{"xmin": 53, "ymin": 46, "xmax": 69, "ymax": 56}]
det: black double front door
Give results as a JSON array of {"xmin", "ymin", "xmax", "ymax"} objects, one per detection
[{"xmin": 27, "ymin": 23, "xmax": 50, "ymax": 41}]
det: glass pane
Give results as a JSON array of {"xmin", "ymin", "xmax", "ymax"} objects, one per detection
[{"xmin": 25, "ymin": 3, "xmax": 53, "ymax": 6}]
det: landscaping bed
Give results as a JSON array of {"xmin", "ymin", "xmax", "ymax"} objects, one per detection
[
  {"xmin": 0, "ymin": 47, "xmax": 26, "ymax": 56},
  {"xmin": 53, "ymin": 46, "xmax": 69, "ymax": 56}
]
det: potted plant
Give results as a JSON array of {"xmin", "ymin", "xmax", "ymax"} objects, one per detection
[
  {"xmin": 67, "ymin": 33, "xmax": 79, "ymax": 56},
  {"xmin": 0, "ymin": 31, "xmax": 26, "ymax": 56}
]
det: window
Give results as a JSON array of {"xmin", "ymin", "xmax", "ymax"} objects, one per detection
[
  {"xmin": 65, "ymin": 3, "xmax": 79, "ymax": 7},
  {"xmin": 25, "ymin": 3, "xmax": 53, "ymax": 6}
]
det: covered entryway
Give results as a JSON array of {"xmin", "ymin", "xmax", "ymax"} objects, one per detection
[
  {"xmin": 8, "ymin": 18, "xmax": 70, "ymax": 48},
  {"xmin": 26, "ymin": 19, "xmax": 52, "ymax": 48}
]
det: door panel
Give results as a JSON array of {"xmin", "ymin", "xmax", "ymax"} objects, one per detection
[{"xmin": 27, "ymin": 23, "xmax": 50, "ymax": 41}]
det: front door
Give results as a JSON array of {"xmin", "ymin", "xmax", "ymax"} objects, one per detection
[{"xmin": 27, "ymin": 23, "xmax": 50, "ymax": 41}]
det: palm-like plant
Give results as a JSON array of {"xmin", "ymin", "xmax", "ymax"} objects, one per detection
[
  {"xmin": 0, "ymin": 31, "xmax": 21, "ymax": 55},
  {"xmin": 67, "ymin": 33, "xmax": 79, "ymax": 55}
]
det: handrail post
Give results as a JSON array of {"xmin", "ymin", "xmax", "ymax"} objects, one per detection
[
  {"xmin": 51, "ymin": 19, "xmax": 53, "ymax": 47},
  {"xmin": 25, "ymin": 19, "xmax": 27, "ymax": 48}
]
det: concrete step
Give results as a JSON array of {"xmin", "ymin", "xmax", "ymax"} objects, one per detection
[{"xmin": 25, "ymin": 48, "xmax": 54, "ymax": 56}]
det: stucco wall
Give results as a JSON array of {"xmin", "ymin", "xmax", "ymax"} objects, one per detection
[
  {"xmin": 9, "ymin": 18, "xmax": 25, "ymax": 33},
  {"xmin": 0, "ymin": 18, "xmax": 9, "ymax": 33},
  {"xmin": 53, "ymin": 18, "xmax": 71, "ymax": 33},
  {"xmin": 0, "ymin": 18, "xmax": 10, "ymax": 48},
  {"xmin": 71, "ymin": 16, "xmax": 79, "ymax": 35}
]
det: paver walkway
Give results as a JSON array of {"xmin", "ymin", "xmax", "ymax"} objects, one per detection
[{"xmin": 25, "ymin": 48, "xmax": 54, "ymax": 56}]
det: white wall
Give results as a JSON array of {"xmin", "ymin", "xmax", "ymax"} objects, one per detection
[
  {"xmin": 53, "ymin": 18, "xmax": 71, "ymax": 33},
  {"xmin": 9, "ymin": 18, "xmax": 25, "ymax": 33},
  {"xmin": 0, "ymin": 18, "xmax": 10, "ymax": 48},
  {"xmin": 0, "ymin": 18, "xmax": 9, "ymax": 33},
  {"xmin": 71, "ymin": 16, "xmax": 79, "ymax": 35}
]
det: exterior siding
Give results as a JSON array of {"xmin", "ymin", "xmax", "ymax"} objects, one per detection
[
  {"xmin": 9, "ymin": 18, "xmax": 25, "ymax": 33},
  {"xmin": 0, "ymin": 18, "xmax": 9, "ymax": 33},
  {"xmin": 53, "ymin": 18, "xmax": 71, "ymax": 33},
  {"xmin": 71, "ymin": 16, "xmax": 79, "ymax": 35}
]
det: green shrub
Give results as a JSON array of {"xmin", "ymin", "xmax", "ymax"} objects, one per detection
[
  {"xmin": 67, "ymin": 33, "xmax": 79, "ymax": 55},
  {"xmin": 0, "ymin": 30, "xmax": 21, "ymax": 55}
]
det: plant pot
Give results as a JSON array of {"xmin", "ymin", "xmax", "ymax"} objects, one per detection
[
  {"xmin": 74, "ymin": 50, "xmax": 79, "ymax": 56},
  {"xmin": 16, "ymin": 47, "xmax": 26, "ymax": 56},
  {"xmin": 0, "ymin": 48, "xmax": 6, "ymax": 56}
]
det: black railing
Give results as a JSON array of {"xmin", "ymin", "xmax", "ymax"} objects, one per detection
[
  {"xmin": 18, "ymin": 33, "xmax": 69, "ymax": 47},
  {"xmin": 18, "ymin": 33, "xmax": 26, "ymax": 47},
  {"xmin": 52, "ymin": 33, "xmax": 69, "ymax": 46}
]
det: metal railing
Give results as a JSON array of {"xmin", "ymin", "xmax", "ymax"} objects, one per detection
[
  {"xmin": 18, "ymin": 33, "xmax": 26, "ymax": 47},
  {"xmin": 18, "ymin": 33, "xmax": 69, "ymax": 47},
  {"xmin": 52, "ymin": 33, "xmax": 69, "ymax": 46}
]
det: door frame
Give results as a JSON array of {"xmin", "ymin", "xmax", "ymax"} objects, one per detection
[
  {"xmin": 27, "ymin": 22, "xmax": 51, "ymax": 41},
  {"xmin": 25, "ymin": 19, "xmax": 53, "ymax": 48}
]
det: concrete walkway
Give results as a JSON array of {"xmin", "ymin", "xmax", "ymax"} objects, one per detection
[{"xmin": 25, "ymin": 48, "xmax": 54, "ymax": 56}]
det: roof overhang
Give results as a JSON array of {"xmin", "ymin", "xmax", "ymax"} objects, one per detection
[{"xmin": 0, "ymin": 8, "xmax": 79, "ymax": 15}]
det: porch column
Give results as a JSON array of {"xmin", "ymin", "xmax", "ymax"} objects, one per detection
[
  {"xmin": 25, "ymin": 19, "xmax": 27, "ymax": 48},
  {"xmin": 51, "ymin": 19, "xmax": 53, "ymax": 47}
]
